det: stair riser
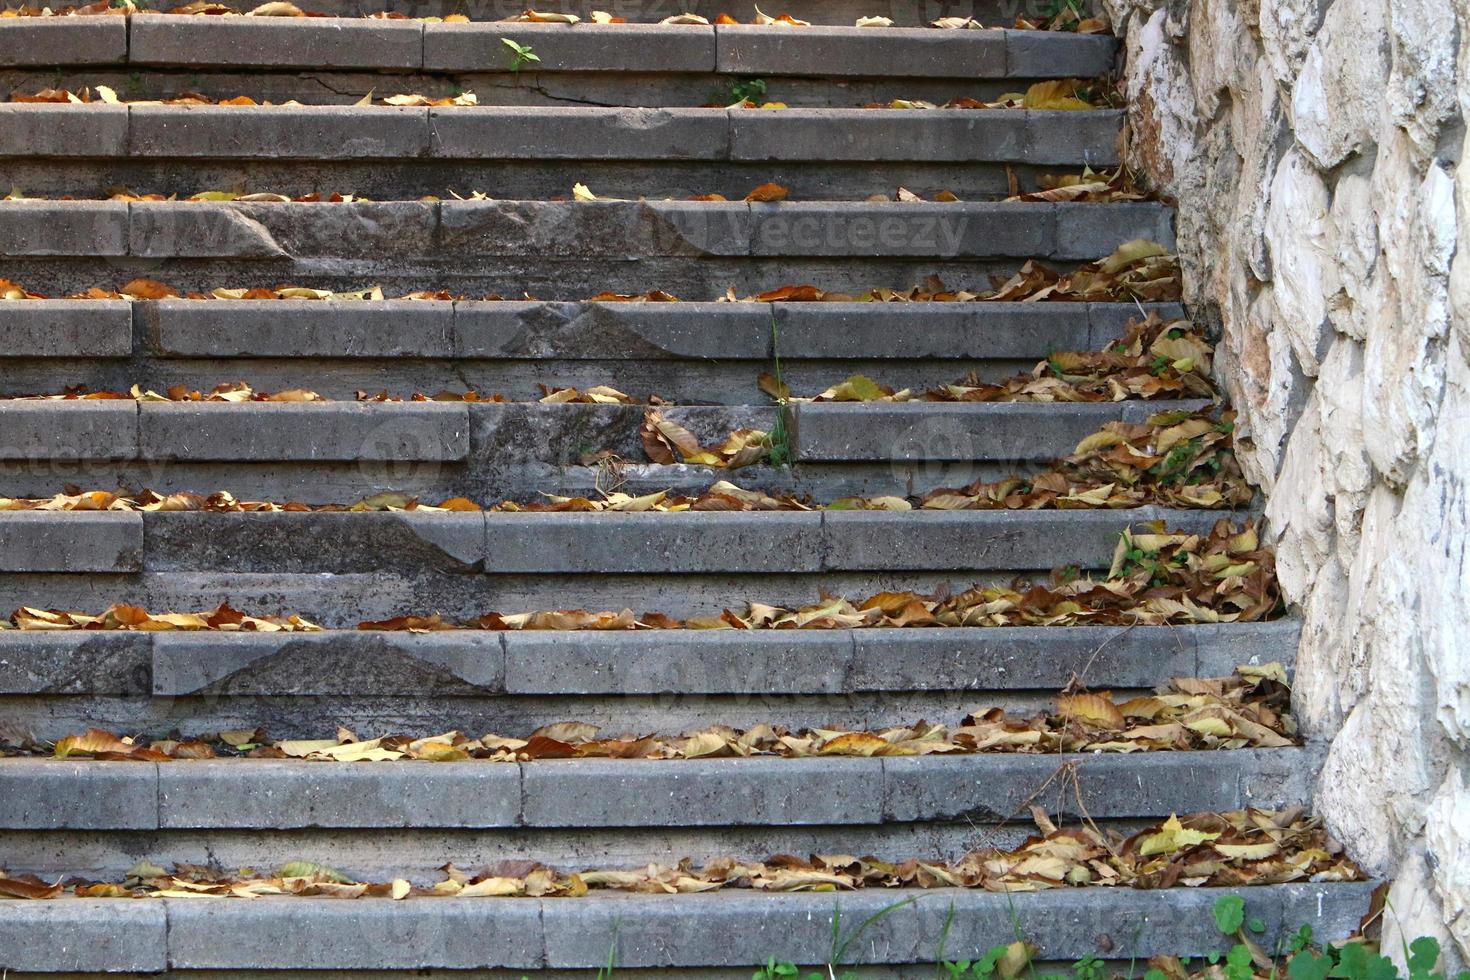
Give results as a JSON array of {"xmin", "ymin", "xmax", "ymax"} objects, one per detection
[
  {"xmin": 0, "ymin": 460, "xmax": 1051, "ymax": 502},
  {"xmin": 0, "ymin": 106, "xmax": 1124, "ymax": 166},
  {"xmin": 4, "ymin": 623, "xmax": 1294, "ymax": 699},
  {"xmin": 0, "ymin": 201, "xmax": 1171, "ymax": 263},
  {"xmin": 0, "ymin": 751, "xmax": 1315, "ymax": 832},
  {"xmin": 0, "ymin": 400, "xmax": 1207, "ymax": 464},
  {"xmin": 0, "ymin": 257, "xmax": 1076, "ymax": 302},
  {"xmin": 0, "ymin": 508, "xmax": 1220, "ymax": 573},
  {"xmin": 0, "ymin": 158, "xmax": 1045, "ymax": 202},
  {"xmin": 0, "ymin": 511, "xmax": 1228, "ymax": 578},
  {"xmin": 0, "ymin": 357, "xmax": 1049, "ymax": 404},
  {"xmin": 0, "ymin": 301, "xmax": 1179, "ymax": 404},
  {"xmin": 0, "ymin": 821, "xmax": 1157, "ymax": 879},
  {"xmin": 0, "ymin": 563, "xmax": 1222, "ymax": 624},
  {"xmin": 0, "ymin": 69, "xmax": 1082, "ymax": 110},
  {"xmin": 0, "ymin": 691, "xmax": 1146, "ymax": 742}
]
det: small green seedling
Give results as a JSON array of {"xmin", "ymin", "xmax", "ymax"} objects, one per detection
[{"xmin": 501, "ymin": 38, "xmax": 540, "ymax": 75}]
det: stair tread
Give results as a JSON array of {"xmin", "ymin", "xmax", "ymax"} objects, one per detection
[{"xmin": 0, "ymin": 883, "xmax": 1377, "ymax": 972}]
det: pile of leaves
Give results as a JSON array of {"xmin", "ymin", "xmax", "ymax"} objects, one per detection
[
  {"xmin": 985, "ymin": 240, "xmax": 1181, "ymax": 302},
  {"xmin": 1006, "ymin": 165, "xmax": 1153, "ymax": 203},
  {"xmin": 354, "ymin": 519, "xmax": 1280, "ymax": 630},
  {"xmin": 4, "ymin": 382, "xmax": 657, "ymax": 404},
  {"xmin": 769, "ymin": 313, "xmax": 1216, "ymax": 404},
  {"xmin": 0, "ymin": 807, "xmax": 1359, "ymax": 901},
  {"xmin": 28, "ymin": 665, "xmax": 1295, "ymax": 764},
  {"xmin": 867, "ymin": 79, "xmax": 1115, "ymax": 112},
  {"xmin": 915, "ymin": 410, "xmax": 1251, "ymax": 511},
  {"xmin": 719, "ymin": 241, "xmax": 1181, "ymax": 304},
  {"xmin": 0, "ymin": 602, "xmax": 319, "ymax": 632},
  {"xmin": 0, "ymin": 482, "xmax": 811, "ymax": 514},
  {"xmin": 640, "ymin": 410, "xmax": 774, "ymax": 468}
]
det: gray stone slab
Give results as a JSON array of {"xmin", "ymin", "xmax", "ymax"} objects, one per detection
[
  {"xmin": 157, "ymin": 760, "xmax": 521, "ymax": 829},
  {"xmin": 137, "ymin": 402, "xmax": 469, "ymax": 461},
  {"xmin": 1273, "ymin": 881, "xmax": 1383, "ymax": 946},
  {"xmin": 0, "ymin": 200, "xmax": 127, "ymax": 256},
  {"xmin": 542, "ymin": 890, "xmax": 845, "ymax": 969},
  {"xmin": 0, "ymin": 16, "xmax": 128, "ymax": 66},
  {"xmin": 468, "ymin": 402, "xmax": 774, "ymax": 467},
  {"xmin": 1005, "ymin": 29, "xmax": 1116, "ymax": 78},
  {"xmin": 1195, "ymin": 618, "xmax": 1302, "ymax": 675},
  {"xmin": 231, "ymin": 200, "xmax": 440, "ymax": 258},
  {"xmin": 750, "ymin": 201, "xmax": 1052, "ymax": 258},
  {"xmin": 429, "ymin": 106, "xmax": 729, "ymax": 159},
  {"xmin": 0, "ymin": 401, "xmax": 138, "ymax": 461},
  {"xmin": 0, "ymin": 630, "xmax": 152, "ymax": 695},
  {"xmin": 847, "ymin": 626, "xmax": 1201, "ymax": 692},
  {"xmin": 485, "ymin": 511, "xmax": 824, "ymax": 573},
  {"xmin": 792, "ymin": 400, "xmax": 1206, "ymax": 461},
  {"xmin": 0, "ymin": 899, "xmax": 166, "ymax": 972},
  {"xmin": 821, "ymin": 508, "xmax": 1221, "ymax": 572},
  {"xmin": 717, "ymin": 24, "xmax": 1007, "ymax": 77},
  {"xmin": 143, "ymin": 299, "xmax": 455, "ymax": 357},
  {"xmin": 151, "ymin": 630, "xmax": 504, "ymax": 696},
  {"xmin": 142, "ymin": 511, "xmax": 485, "ymax": 571},
  {"xmin": 0, "ymin": 511, "xmax": 142, "ymax": 572},
  {"xmin": 426, "ymin": 21, "xmax": 715, "ymax": 72},
  {"xmin": 775, "ymin": 302, "xmax": 1092, "ymax": 359},
  {"xmin": 541, "ymin": 885, "xmax": 1374, "ymax": 968},
  {"xmin": 0, "ymin": 300, "xmax": 133, "ymax": 357},
  {"xmin": 454, "ymin": 300, "xmax": 773, "ymax": 360},
  {"xmin": 128, "ymin": 104, "xmax": 430, "ymax": 159},
  {"xmin": 128, "ymin": 202, "xmax": 288, "ymax": 258},
  {"xmin": 128, "ymin": 15, "xmax": 424, "ymax": 69},
  {"xmin": 504, "ymin": 629, "xmax": 852, "ymax": 695},
  {"xmin": 1089, "ymin": 301, "xmax": 1187, "ymax": 344},
  {"xmin": 164, "ymin": 897, "xmax": 544, "ymax": 970},
  {"xmin": 0, "ymin": 759, "xmax": 157, "ymax": 829},
  {"xmin": 883, "ymin": 749, "xmax": 1316, "ymax": 823},
  {"xmin": 521, "ymin": 757, "xmax": 883, "ymax": 827},
  {"xmin": 732, "ymin": 109, "xmax": 1120, "ymax": 164},
  {"xmin": 1055, "ymin": 201, "xmax": 1176, "ymax": 259},
  {"xmin": 0, "ymin": 104, "xmax": 128, "ymax": 157},
  {"xmin": 439, "ymin": 199, "xmax": 751, "ymax": 257}
]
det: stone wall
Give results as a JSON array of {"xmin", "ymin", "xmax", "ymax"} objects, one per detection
[{"xmin": 1099, "ymin": 0, "xmax": 1470, "ymax": 962}]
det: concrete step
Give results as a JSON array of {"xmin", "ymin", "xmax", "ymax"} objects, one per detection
[
  {"xmin": 0, "ymin": 620, "xmax": 1294, "ymax": 739},
  {"xmin": 3, "ymin": 18, "xmax": 1115, "ymax": 80},
  {"xmin": 0, "ymin": 200, "xmax": 1172, "ymax": 261},
  {"xmin": 0, "ymin": 157, "xmax": 1086, "ymax": 202},
  {"xmin": 0, "ymin": 298, "xmax": 1182, "ymax": 403},
  {"xmin": 0, "ymin": 884, "xmax": 1377, "ymax": 974},
  {"xmin": 0, "ymin": 507, "xmax": 1235, "ymax": 575},
  {"xmin": 0, "ymin": 398, "xmax": 1208, "ymax": 466},
  {"xmin": 0, "ymin": 619, "xmax": 1297, "ymax": 699},
  {"xmin": 0, "ymin": 750, "xmax": 1316, "ymax": 833},
  {"xmin": 0, "ymin": 104, "xmax": 1123, "ymax": 167}
]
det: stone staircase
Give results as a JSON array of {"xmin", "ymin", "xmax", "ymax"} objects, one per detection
[{"xmin": 0, "ymin": 4, "xmax": 1374, "ymax": 975}]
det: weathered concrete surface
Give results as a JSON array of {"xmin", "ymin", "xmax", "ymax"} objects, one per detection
[
  {"xmin": 0, "ymin": 511, "xmax": 141, "ymax": 572},
  {"xmin": 0, "ymin": 16, "xmax": 126, "ymax": 67},
  {"xmin": 0, "ymin": 300, "xmax": 132, "ymax": 358},
  {"xmin": 1105, "ymin": 0, "xmax": 1470, "ymax": 962},
  {"xmin": 0, "ymin": 899, "xmax": 166, "ymax": 972},
  {"xmin": 47, "ymin": 883, "xmax": 1371, "ymax": 971}
]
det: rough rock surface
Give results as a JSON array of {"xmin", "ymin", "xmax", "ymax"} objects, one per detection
[{"xmin": 1104, "ymin": 0, "xmax": 1469, "ymax": 962}]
